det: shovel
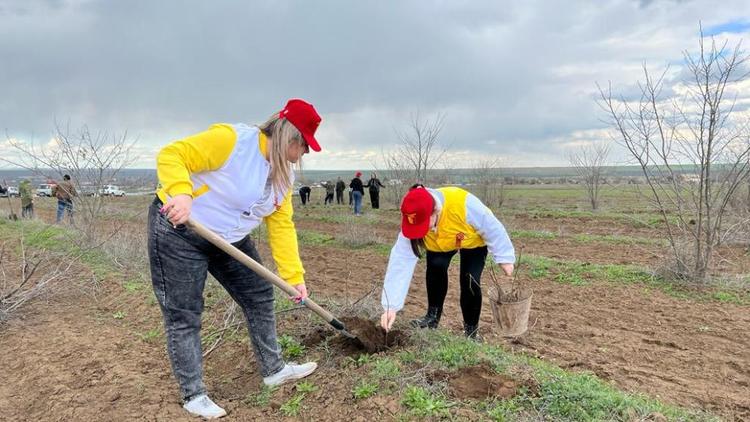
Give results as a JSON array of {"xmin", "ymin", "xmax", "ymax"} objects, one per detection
[{"xmin": 187, "ymin": 218, "xmax": 357, "ymax": 339}]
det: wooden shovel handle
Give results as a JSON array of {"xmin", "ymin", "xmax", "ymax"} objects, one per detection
[{"xmin": 187, "ymin": 218, "xmax": 343, "ymax": 328}]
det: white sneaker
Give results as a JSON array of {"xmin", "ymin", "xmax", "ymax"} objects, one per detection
[
  {"xmin": 263, "ymin": 362, "xmax": 318, "ymax": 387},
  {"xmin": 183, "ymin": 394, "xmax": 227, "ymax": 419}
]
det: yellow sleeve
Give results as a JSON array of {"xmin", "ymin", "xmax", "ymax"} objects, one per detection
[
  {"xmin": 156, "ymin": 124, "xmax": 237, "ymax": 199},
  {"xmin": 264, "ymin": 190, "xmax": 305, "ymax": 285}
]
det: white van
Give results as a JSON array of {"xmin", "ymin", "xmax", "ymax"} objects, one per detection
[
  {"xmin": 99, "ymin": 185, "xmax": 126, "ymax": 197},
  {"xmin": 37, "ymin": 183, "xmax": 54, "ymax": 197}
]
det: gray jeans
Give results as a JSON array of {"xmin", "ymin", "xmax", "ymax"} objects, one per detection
[{"xmin": 147, "ymin": 198, "xmax": 284, "ymax": 401}]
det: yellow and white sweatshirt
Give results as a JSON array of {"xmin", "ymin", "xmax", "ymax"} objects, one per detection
[{"xmin": 156, "ymin": 123, "xmax": 305, "ymax": 285}]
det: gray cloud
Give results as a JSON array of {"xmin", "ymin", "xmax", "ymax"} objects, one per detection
[{"xmin": 1, "ymin": 0, "xmax": 749, "ymax": 169}]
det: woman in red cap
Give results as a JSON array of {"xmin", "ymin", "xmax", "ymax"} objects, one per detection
[
  {"xmin": 380, "ymin": 184, "xmax": 515, "ymax": 339},
  {"xmin": 148, "ymin": 99, "xmax": 322, "ymax": 419}
]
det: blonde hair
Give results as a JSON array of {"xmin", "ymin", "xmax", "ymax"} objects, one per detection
[{"xmin": 258, "ymin": 113, "xmax": 305, "ymax": 194}]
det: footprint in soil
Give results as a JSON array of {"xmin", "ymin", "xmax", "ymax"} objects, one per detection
[{"xmin": 302, "ymin": 316, "xmax": 407, "ymax": 356}]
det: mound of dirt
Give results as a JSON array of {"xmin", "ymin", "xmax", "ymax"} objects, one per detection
[
  {"xmin": 431, "ymin": 363, "xmax": 519, "ymax": 400},
  {"xmin": 301, "ymin": 317, "xmax": 407, "ymax": 355},
  {"xmin": 340, "ymin": 316, "xmax": 406, "ymax": 353}
]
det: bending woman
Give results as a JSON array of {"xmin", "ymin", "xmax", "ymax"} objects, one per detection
[
  {"xmin": 380, "ymin": 185, "xmax": 515, "ymax": 339},
  {"xmin": 149, "ymin": 99, "xmax": 321, "ymax": 419}
]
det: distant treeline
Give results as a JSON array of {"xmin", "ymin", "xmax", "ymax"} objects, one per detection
[{"xmin": 0, "ymin": 164, "xmax": 710, "ymax": 187}]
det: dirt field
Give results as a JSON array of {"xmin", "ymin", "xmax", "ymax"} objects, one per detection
[{"xmin": 1, "ymin": 192, "xmax": 749, "ymax": 420}]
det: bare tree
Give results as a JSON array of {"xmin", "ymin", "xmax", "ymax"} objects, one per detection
[
  {"xmin": 471, "ymin": 157, "xmax": 505, "ymax": 209},
  {"xmin": 382, "ymin": 111, "xmax": 447, "ymax": 206},
  {"xmin": 2, "ymin": 120, "xmax": 138, "ymax": 244},
  {"xmin": 568, "ymin": 143, "xmax": 611, "ymax": 210},
  {"xmin": 1, "ymin": 229, "xmax": 78, "ymax": 321},
  {"xmin": 598, "ymin": 30, "xmax": 750, "ymax": 282}
]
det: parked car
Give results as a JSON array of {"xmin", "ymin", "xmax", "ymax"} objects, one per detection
[
  {"xmin": 0, "ymin": 186, "xmax": 18, "ymax": 197},
  {"xmin": 36, "ymin": 183, "xmax": 54, "ymax": 197},
  {"xmin": 99, "ymin": 185, "xmax": 126, "ymax": 197}
]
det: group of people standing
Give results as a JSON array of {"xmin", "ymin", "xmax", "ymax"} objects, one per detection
[
  {"xmin": 348, "ymin": 171, "xmax": 384, "ymax": 215},
  {"xmin": 147, "ymin": 98, "xmax": 515, "ymax": 419},
  {"xmin": 2, "ymin": 176, "xmax": 76, "ymax": 223},
  {"xmin": 299, "ymin": 172, "xmax": 385, "ymax": 216}
]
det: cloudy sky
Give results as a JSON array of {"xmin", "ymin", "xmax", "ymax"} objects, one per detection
[{"xmin": 1, "ymin": 0, "xmax": 749, "ymax": 170}]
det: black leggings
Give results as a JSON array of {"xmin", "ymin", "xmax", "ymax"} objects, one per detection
[{"xmin": 425, "ymin": 246, "xmax": 488, "ymax": 326}]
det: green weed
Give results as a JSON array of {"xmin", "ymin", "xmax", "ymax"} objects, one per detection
[
  {"xmin": 352, "ymin": 380, "xmax": 378, "ymax": 400},
  {"xmin": 346, "ymin": 354, "xmax": 372, "ymax": 367},
  {"xmin": 112, "ymin": 310, "xmax": 126, "ymax": 320},
  {"xmin": 420, "ymin": 330, "xmax": 480, "ymax": 369},
  {"xmin": 123, "ymin": 279, "xmax": 142, "ymax": 292},
  {"xmin": 278, "ymin": 335, "xmax": 305, "ymax": 359},
  {"xmin": 139, "ymin": 328, "xmax": 161, "ymax": 342},
  {"xmin": 295, "ymin": 381, "xmax": 318, "ymax": 394},
  {"xmin": 554, "ymin": 271, "xmax": 587, "ymax": 286},
  {"xmin": 401, "ymin": 386, "xmax": 452, "ymax": 418},
  {"xmin": 296, "ymin": 230, "xmax": 334, "ymax": 245},
  {"xmin": 370, "ymin": 357, "xmax": 400, "ymax": 380},
  {"xmin": 280, "ymin": 392, "xmax": 305, "ymax": 417},
  {"xmin": 244, "ymin": 385, "xmax": 276, "ymax": 407}
]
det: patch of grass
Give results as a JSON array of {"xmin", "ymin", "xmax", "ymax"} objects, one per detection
[
  {"xmin": 395, "ymin": 350, "xmax": 417, "ymax": 364},
  {"xmin": 278, "ymin": 335, "xmax": 305, "ymax": 359},
  {"xmin": 419, "ymin": 330, "xmax": 481, "ymax": 369},
  {"xmin": 123, "ymin": 279, "xmax": 143, "ymax": 293},
  {"xmin": 511, "ymin": 230, "xmax": 556, "ymax": 240},
  {"xmin": 554, "ymin": 270, "xmax": 587, "ymax": 286},
  {"xmin": 139, "ymin": 328, "xmax": 161, "ymax": 343},
  {"xmin": 711, "ymin": 290, "xmax": 747, "ymax": 304},
  {"xmin": 244, "ymin": 385, "xmax": 276, "ymax": 407},
  {"xmin": 370, "ymin": 357, "xmax": 400, "ymax": 380},
  {"xmin": 573, "ymin": 233, "xmax": 665, "ymax": 246},
  {"xmin": 296, "ymin": 230, "xmax": 334, "ymax": 245},
  {"xmin": 295, "ymin": 380, "xmax": 318, "ymax": 394},
  {"xmin": 352, "ymin": 379, "xmax": 378, "ymax": 400},
  {"xmin": 518, "ymin": 255, "xmax": 553, "ymax": 278},
  {"xmin": 401, "ymin": 386, "xmax": 452, "ymax": 418},
  {"xmin": 112, "ymin": 310, "xmax": 126, "ymax": 320},
  {"xmin": 529, "ymin": 361, "xmax": 701, "ymax": 421},
  {"xmin": 242, "ymin": 385, "xmax": 277, "ymax": 407},
  {"xmin": 528, "ymin": 253, "xmax": 749, "ymax": 305},
  {"xmin": 476, "ymin": 338, "xmax": 712, "ymax": 421},
  {"xmin": 373, "ymin": 243, "xmax": 392, "ymax": 256},
  {"xmin": 0, "ymin": 220, "xmax": 115, "ymax": 279},
  {"xmin": 345, "ymin": 354, "xmax": 373, "ymax": 367},
  {"xmin": 280, "ymin": 392, "xmax": 305, "ymax": 417}
]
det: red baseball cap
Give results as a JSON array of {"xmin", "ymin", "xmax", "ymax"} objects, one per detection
[
  {"xmin": 355, "ymin": 171, "xmax": 362, "ymax": 177},
  {"xmin": 400, "ymin": 186, "xmax": 435, "ymax": 239},
  {"xmin": 279, "ymin": 99, "xmax": 322, "ymax": 152}
]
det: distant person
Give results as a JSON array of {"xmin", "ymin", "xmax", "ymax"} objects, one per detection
[
  {"xmin": 323, "ymin": 180, "xmax": 334, "ymax": 205},
  {"xmin": 350, "ymin": 172, "xmax": 364, "ymax": 216},
  {"xmin": 364, "ymin": 172, "xmax": 385, "ymax": 209},
  {"xmin": 149, "ymin": 98, "xmax": 321, "ymax": 419},
  {"xmin": 19, "ymin": 179, "xmax": 34, "ymax": 219},
  {"xmin": 53, "ymin": 175, "xmax": 77, "ymax": 224},
  {"xmin": 379, "ymin": 184, "xmax": 515, "ymax": 340},
  {"xmin": 299, "ymin": 185, "xmax": 311, "ymax": 205},
  {"xmin": 0, "ymin": 184, "xmax": 6, "ymax": 196},
  {"xmin": 335, "ymin": 177, "xmax": 345, "ymax": 204}
]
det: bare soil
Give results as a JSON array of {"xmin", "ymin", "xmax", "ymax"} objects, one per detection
[{"xmin": 430, "ymin": 363, "xmax": 522, "ymax": 400}]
